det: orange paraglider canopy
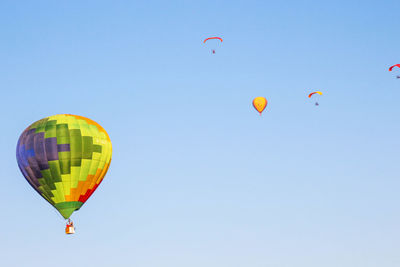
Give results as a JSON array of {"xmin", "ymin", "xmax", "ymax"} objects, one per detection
[
  {"xmin": 252, "ymin": 97, "xmax": 267, "ymax": 115},
  {"xmin": 389, "ymin": 64, "xmax": 400, "ymax": 71},
  {"xmin": 308, "ymin": 91, "xmax": 323, "ymax": 98},
  {"xmin": 203, "ymin": 37, "xmax": 223, "ymax": 43}
]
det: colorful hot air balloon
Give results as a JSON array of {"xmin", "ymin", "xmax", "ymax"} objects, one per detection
[
  {"xmin": 252, "ymin": 97, "xmax": 267, "ymax": 115},
  {"xmin": 16, "ymin": 114, "xmax": 112, "ymax": 220}
]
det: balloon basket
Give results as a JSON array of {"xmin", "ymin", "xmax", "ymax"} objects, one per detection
[
  {"xmin": 65, "ymin": 219, "xmax": 75, "ymax": 234},
  {"xmin": 65, "ymin": 226, "xmax": 75, "ymax": 234}
]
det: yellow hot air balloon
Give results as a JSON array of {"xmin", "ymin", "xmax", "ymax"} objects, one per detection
[{"xmin": 252, "ymin": 97, "xmax": 267, "ymax": 115}]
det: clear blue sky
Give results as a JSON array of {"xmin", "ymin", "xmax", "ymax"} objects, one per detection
[{"xmin": 1, "ymin": 0, "xmax": 400, "ymax": 266}]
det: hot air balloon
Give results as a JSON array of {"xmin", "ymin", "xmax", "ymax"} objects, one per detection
[
  {"xmin": 204, "ymin": 37, "xmax": 223, "ymax": 54},
  {"xmin": 308, "ymin": 91, "xmax": 322, "ymax": 106},
  {"xmin": 252, "ymin": 97, "xmax": 267, "ymax": 115},
  {"xmin": 16, "ymin": 114, "xmax": 112, "ymax": 233}
]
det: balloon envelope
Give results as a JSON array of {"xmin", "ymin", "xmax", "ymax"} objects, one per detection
[
  {"xmin": 16, "ymin": 114, "xmax": 112, "ymax": 219},
  {"xmin": 252, "ymin": 97, "xmax": 268, "ymax": 114}
]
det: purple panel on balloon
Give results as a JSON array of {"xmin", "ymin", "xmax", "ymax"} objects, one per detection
[
  {"xmin": 28, "ymin": 157, "xmax": 43, "ymax": 179},
  {"xmin": 34, "ymin": 132, "xmax": 49, "ymax": 170},
  {"xmin": 45, "ymin": 137, "xmax": 59, "ymax": 161},
  {"xmin": 57, "ymin": 144, "xmax": 70, "ymax": 152}
]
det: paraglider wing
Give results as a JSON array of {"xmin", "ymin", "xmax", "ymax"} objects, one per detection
[
  {"xmin": 16, "ymin": 114, "xmax": 112, "ymax": 219},
  {"xmin": 308, "ymin": 91, "xmax": 323, "ymax": 98},
  {"xmin": 252, "ymin": 97, "xmax": 268, "ymax": 115},
  {"xmin": 389, "ymin": 64, "xmax": 400, "ymax": 71},
  {"xmin": 203, "ymin": 37, "xmax": 223, "ymax": 43}
]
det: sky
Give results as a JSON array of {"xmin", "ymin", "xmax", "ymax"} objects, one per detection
[{"xmin": 1, "ymin": 0, "xmax": 400, "ymax": 266}]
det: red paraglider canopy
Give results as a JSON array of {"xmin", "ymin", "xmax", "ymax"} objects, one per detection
[
  {"xmin": 389, "ymin": 64, "xmax": 400, "ymax": 71},
  {"xmin": 203, "ymin": 37, "xmax": 223, "ymax": 43}
]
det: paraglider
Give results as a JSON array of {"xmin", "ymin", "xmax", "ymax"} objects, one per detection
[
  {"xmin": 203, "ymin": 37, "xmax": 223, "ymax": 43},
  {"xmin": 252, "ymin": 97, "xmax": 268, "ymax": 115},
  {"xmin": 308, "ymin": 91, "xmax": 322, "ymax": 106},
  {"xmin": 204, "ymin": 37, "xmax": 223, "ymax": 54},
  {"xmin": 16, "ymin": 114, "xmax": 112, "ymax": 234},
  {"xmin": 389, "ymin": 65, "xmax": 400, "ymax": 79},
  {"xmin": 389, "ymin": 64, "xmax": 400, "ymax": 72}
]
